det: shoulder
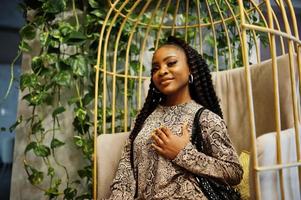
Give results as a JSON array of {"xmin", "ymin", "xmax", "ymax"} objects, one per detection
[{"xmin": 199, "ymin": 108, "xmax": 226, "ymax": 131}]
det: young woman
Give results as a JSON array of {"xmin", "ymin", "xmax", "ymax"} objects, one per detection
[{"xmin": 109, "ymin": 36, "xmax": 243, "ymax": 199}]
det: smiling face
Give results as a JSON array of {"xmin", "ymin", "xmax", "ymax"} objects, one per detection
[{"xmin": 151, "ymin": 44, "xmax": 192, "ymax": 105}]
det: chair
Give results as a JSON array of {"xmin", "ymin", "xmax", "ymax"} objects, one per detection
[
  {"xmin": 97, "ymin": 54, "xmax": 299, "ymax": 199},
  {"xmin": 94, "ymin": 1, "xmax": 301, "ymax": 199}
]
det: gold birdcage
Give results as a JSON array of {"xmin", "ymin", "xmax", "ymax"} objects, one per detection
[{"xmin": 94, "ymin": 0, "xmax": 301, "ymax": 199}]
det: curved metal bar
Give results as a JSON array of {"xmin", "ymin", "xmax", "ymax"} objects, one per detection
[
  {"xmin": 155, "ymin": 0, "xmax": 172, "ymax": 49},
  {"xmin": 284, "ymin": 0, "xmax": 301, "ymax": 165},
  {"xmin": 205, "ymin": 0, "xmax": 219, "ymax": 71},
  {"xmin": 107, "ymin": 1, "xmax": 266, "ymax": 30},
  {"xmin": 213, "ymin": 0, "xmax": 233, "ymax": 69},
  {"xmin": 224, "ymin": 0, "xmax": 244, "ymax": 65},
  {"xmin": 271, "ymin": 9, "xmax": 285, "ymax": 55},
  {"xmin": 277, "ymin": 0, "xmax": 301, "ymax": 194},
  {"xmin": 137, "ymin": 1, "xmax": 163, "ymax": 109},
  {"xmin": 123, "ymin": 0, "xmax": 153, "ymax": 132},
  {"xmin": 264, "ymin": 1, "xmax": 285, "ymax": 198},
  {"xmin": 93, "ymin": 1, "xmax": 123, "ymax": 199},
  {"xmin": 238, "ymin": 0, "xmax": 260, "ymax": 199},
  {"xmin": 196, "ymin": 0, "xmax": 203, "ymax": 55},
  {"xmin": 171, "ymin": 0, "xmax": 180, "ymax": 36},
  {"xmin": 112, "ymin": 0, "xmax": 141, "ymax": 132},
  {"xmin": 243, "ymin": 8, "xmax": 261, "ymax": 65}
]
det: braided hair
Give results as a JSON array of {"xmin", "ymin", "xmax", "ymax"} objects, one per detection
[{"xmin": 129, "ymin": 36, "xmax": 223, "ymax": 188}]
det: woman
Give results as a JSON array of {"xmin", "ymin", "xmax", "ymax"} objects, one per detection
[{"xmin": 109, "ymin": 36, "xmax": 243, "ymax": 199}]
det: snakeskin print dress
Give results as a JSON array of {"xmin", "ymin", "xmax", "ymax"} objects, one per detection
[{"xmin": 108, "ymin": 100, "xmax": 243, "ymax": 200}]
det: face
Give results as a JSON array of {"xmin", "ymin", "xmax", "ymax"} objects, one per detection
[{"xmin": 151, "ymin": 45, "xmax": 191, "ymax": 98}]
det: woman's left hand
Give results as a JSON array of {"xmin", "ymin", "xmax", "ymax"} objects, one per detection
[{"xmin": 151, "ymin": 122, "xmax": 190, "ymax": 160}]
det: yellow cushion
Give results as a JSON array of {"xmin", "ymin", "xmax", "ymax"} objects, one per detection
[{"xmin": 235, "ymin": 151, "xmax": 250, "ymax": 200}]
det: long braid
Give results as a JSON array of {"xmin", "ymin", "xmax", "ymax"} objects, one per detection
[
  {"xmin": 129, "ymin": 81, "xmax": 164, "ymax": 171},
  {"xmin": 165, "ymin": 36, "xmax": 223, "ymax": 118}
]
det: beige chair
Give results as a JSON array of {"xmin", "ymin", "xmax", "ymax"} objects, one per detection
[
  {"xmin": 214, "ymin": 54, "xmax": 298, "ymax": 153},
  {"xmin": 255, "ymin": 125, "xmax": 301, "ymax": 200},
  {"xmin": 97, "ymin": 54, "xmax": 298, "ymax": 199},
  {"xmin": 97, "ymin": 132, "xmax": 130, "ymax": 199}
]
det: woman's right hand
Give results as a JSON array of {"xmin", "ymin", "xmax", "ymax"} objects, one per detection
[{"xmin": 151, "ymin": 122, "xmax": 190, "ymax": 160}]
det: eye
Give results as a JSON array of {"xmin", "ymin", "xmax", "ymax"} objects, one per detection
[
  {"xmin": 167, "ymin": 61, "xmax": 177, "ymax": 67},
  {"xmin": 151, "ymin": 66, "xmax": 159, "ymax": 74}
]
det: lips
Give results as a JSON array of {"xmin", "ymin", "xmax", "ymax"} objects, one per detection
[{"xmin": 160, "ymin": 78, "xmax": 174, "ymax": 85}]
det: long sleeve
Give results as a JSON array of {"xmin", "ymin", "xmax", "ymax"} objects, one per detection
[
  {"xmin": 172, "ymin": 109, "xmax": 243, "ymax": 186},
  {"xmin": 109, "ymin": 138, "xmax": 136, "ymax": 199}
]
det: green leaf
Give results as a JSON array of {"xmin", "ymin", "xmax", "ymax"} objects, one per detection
[
  {"xmin": 204, "ymin": 34, "xmax": 215, "ymax": 47},
  {"xmin": 0, "ymin": 127, "xmax": 6, "ymax": 132},
  {"xmin": 45, "ymin": 187, "xmax": 59, "ymax": 198},
  {"xmin": 54, "ymin": 71, "xmax": 71, "ymax": 86},
  {"xmin": 90, "ymin": 10, "xmax": 104, "ymax": 18},
  {"xmin": 34, "ymin": 144, "xmax": 51, "ymax": 157},
  {"xmin": 42, "ymin": 53, "xmax": 57, "ymax": 66},
  {"xmin": 83, "ymin": 93, "xmax": 93, "ymax": 106},
  {"xmin": 53, "ymin": 178, "xmax": 62, "ymax": 187},
  {"xmin": 75, "ymin": 193, "xmax": 92, "ymax": 200},
  {"xmin": 50, "ymin": 29, "xmax": 61, "ymax": 39},
  {"xmin": 31, "ymin": 56, "xmax": 44, "ymax": 74},
  {"xmin": 51, "ymin": 138, "xmax": 65, "ymax": 148},
  {"xmin": 25, "ymin": 141, "xmax": 37, "ymax": 153},
  {"xmin": 23, "ymin": 91, "xmax": 49, "ymax": 106},
  {"xmin": 9, "ymin": 116, "xmax": 23, "ymax": 132},
  {"xmin": 88, "ymin": 0, "xmax": 99, "ymax": 8},
  {"xmin": 64, "ymin": 31, "xmax": 86, "ymax": 45},
  {"xmin": 19, "ymin": 40, "xmax": 31, "ymax": 52},
  {"xmin": 24, "ymin": 164, "xmax": 44, "ymax": 185},
  {"xmin": 77, "ymin": 166, "xmax": 92, "ymax": 179},
  {"xmin": 52, "ymin": 106, "xmax": 66, "ymax": 117},
  {"xmin": 131, "ymin": 44, "xmax": 139, "ymax": 55},
  {"xmin": 75, "ymin": 108, "xmax": 87, "ymax": 122},
  {"xmin": 20, "ymin": 73, "xmax": 39, "ymax": 91},
  {"xmin": 47, "ymin": 166, "xmax": 55, "ymax": 177},
  {"xmin": 42, "ymin": 0, "xmax": 66, "ymax": 14},
  {"xmin": 59, "ymin": 22, "xmax": 74, "ymax": 36},
  {"xmin": 70, "ymin": 55, "xmax": 88, "ymax": 77},
  {"xmin": 28, "ymin": 169, "xmax": 43, "ymax": 185},
  {"xmin": 20, "ymin": 24, "xmax": 36, "ymax": 40},
  {"xmin": 74, "ymin": 136, "xmax": 83, "ymax": 147},
  {"xmin": 39, "ymin": 31, "xmax": 49, "ymax": 46},
  {"xmin": 64, "ymin": 187, "xmax": 77, "ymax": 199}
]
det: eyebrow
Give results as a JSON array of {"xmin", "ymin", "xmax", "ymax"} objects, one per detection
[{"xmin": 152, "ymin": 55, "xmax": 177, "ymax": 66}]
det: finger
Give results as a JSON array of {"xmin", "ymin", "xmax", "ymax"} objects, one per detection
[
  {"xmin": 160, "ymin": 126, "xmax": 171, "ymax": 137},
  {"xmin": 151, "ymin": 132, "xmax": 164, "ymax": 146},
  {"xmin": 155, "ymin": 128, "xmax": 169, "ymax": 142},
  {"xmin": 151, "ymin": 143, "xmax": 164, "ymax": 154}
]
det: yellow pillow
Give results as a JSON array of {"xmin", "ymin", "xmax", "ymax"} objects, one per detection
[{"xmin": 235, "ymin": 151, "xmax": 250, "ymax": 200}]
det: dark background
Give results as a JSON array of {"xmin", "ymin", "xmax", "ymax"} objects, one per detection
[{"xmin": 0, "ymin": 0, "xmax": 24, "ymax": 199}]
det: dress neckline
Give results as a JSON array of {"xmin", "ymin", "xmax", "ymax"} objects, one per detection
[{"xmin": 158, "ymin": 99, "xmax": 195, "ymax": 109}]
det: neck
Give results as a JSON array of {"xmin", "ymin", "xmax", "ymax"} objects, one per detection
[{"xmin": 162, "ymin": 89, "xmax": 192, "ymax": 106}]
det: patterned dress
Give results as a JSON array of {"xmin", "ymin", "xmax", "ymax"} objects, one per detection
[{"xmin": 109, "ymin": 100, "xmax": 243, "ymax": 199}]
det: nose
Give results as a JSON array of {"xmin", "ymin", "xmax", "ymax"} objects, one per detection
[{"xmin": 158, "ymin": 66, "xmax": 168, "ymax": 76}]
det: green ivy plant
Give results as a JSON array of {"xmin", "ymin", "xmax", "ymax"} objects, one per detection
[
  {"xmin": 13, "ymin": 0, "xmax": 267, "ymax": 199},
  {"xmin": 15, "ymin": 0, "xmax": 107, "ymax": 199}
]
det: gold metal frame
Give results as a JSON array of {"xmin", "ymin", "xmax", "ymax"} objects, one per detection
[{"xmin": 94, "ymin": 1, "xmax": 301, "ymax": 199}]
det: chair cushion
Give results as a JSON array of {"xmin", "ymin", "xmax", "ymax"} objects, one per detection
[
  {"xmin": 212, "ymin": 54, "xmax": 298, "ymax": 153},
  {"xmin": 234, "ymin": 151, "xmax": 250, "ymax": 200},
  {"xmin": 254, "ymin": 126, "xmax": 301, "ymax": 200},
  {"xmin": 97, "ymin": 132, "xmax": 130, "ymax": 199}
]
